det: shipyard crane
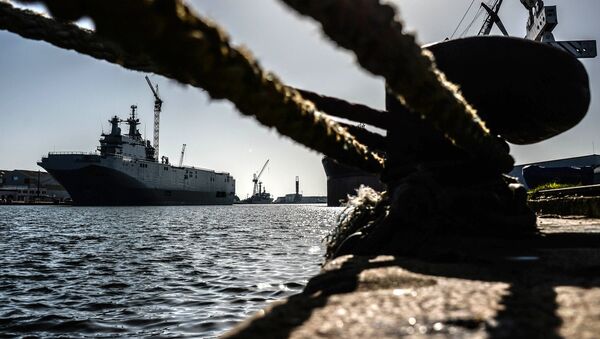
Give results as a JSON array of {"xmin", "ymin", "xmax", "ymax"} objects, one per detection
[
  {"xmin": 145, "ymin": 76, "xmax": 163, "ymax": 161},
  {"xmin": 477, "ymin": 0, "xmax": 508, "ymax": 36},
  {"xmin": 518, "ymin": 0, "xmax": 595, "ymax": 57},
  {"xmin": 178, "ymin": 144, "xmax": 186, "ymax": 167},
  {"xmin": 521, "ymin": 0, "xmax": 544, "ymax": 22},
  {"xmin": 469, "ymin": 0, "xmax": 595, "ymax": 57},
  {"xmin": 252, "ymin": 159, "xmax": 269, "ymax": 196}
]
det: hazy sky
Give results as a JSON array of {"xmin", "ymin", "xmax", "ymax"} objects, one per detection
[{"xmin": 1, "ymin": 0, "xmax": 599, "ymax": 198}]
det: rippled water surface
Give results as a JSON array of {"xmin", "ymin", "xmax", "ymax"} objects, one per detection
[{"xmin": 0, "ymin": 204, "xmax": 342, "ymax": 338}]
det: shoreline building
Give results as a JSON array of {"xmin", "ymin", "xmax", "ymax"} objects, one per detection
[
  {"xmin": 509, "ymin": 154, "xmax": 600, "ymax": 189},
  {"xmin": 0, "ymin": 169, "xmax": 70, "ymax": 203},
  {"xmin": 273, "ymin": 176, "xmax": 326, "ymax": 204}
]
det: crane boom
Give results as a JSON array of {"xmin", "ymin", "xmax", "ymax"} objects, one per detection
[
  {"xmin": 252, "ymin": 159, "xmax": 269, "ymax": 196},
  {"xmin": 256, "ymin": 159, "xmax": 269, "ymax": 181},
  {"xmin": 478, "ymin": 0, "xmax": 508, "ymax": 36},
  {"xmin": 145, "ymin": 76, "xmax": 161, "ymax": 101},
  {"xmin": 144, "ymin": 76, "xmax": 163, "ymax": 160}
]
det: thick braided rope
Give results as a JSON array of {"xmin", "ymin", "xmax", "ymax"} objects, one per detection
[
  {"xmin": 281, "ymin": 0, "xmax": 514, "ymax": 173},
  {"xmin": 0, "ymin": 2, "xmax": 159, "ymax": 72},
  {"xmin": 295, "ymin": 88, "xmax": 391, "ymax": 129},
  {"xmin": 1, "ymin": 0, "xmax": 384, "ymax": 172}
]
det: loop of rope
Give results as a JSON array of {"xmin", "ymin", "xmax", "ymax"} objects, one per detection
[{"xmin": 281, "ymin": 0, "xmax": 514, "ymax": 173}]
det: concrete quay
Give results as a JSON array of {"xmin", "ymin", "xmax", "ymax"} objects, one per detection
[{"xmin": 225, "ymin": 217, "xmax": 600, "ymax": 338}]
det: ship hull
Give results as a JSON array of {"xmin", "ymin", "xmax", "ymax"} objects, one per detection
[
  {"xmin": 238, "ymin": 198, "xmax": 273, "ymax": 204},
  {"xmin": 238, "ymin": 192, "xmax": 273, "ymax": 204},
  {"xmin": 45, "ymin": 166, "xmax": 232, "ymax": 206},
  {"xmin": 322, "ymin": 157, "xmax": 385, "ymax": 207},
  {"xmin": 39, "ymin": 154, "xmax": 235, "ymax": 206}
]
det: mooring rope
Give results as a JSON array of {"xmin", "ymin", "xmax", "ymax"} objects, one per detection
[
  {"xmin": 1, "ymin": 0, "xmax": 515, "ymax": 173},
  {"xmin": 0, "ymin": 0, "xmax": 384, "ymax": 173},
  {"xmin": 0, "ymin": 2, "xmax": 158, "ymax": 72},
  {"xmin": 294, "ymin": 88, "xmax": 391, "ymax": 129},
  {"xmin": 281, "ymin": 0, "xmax": 514, "ymax": 173}
]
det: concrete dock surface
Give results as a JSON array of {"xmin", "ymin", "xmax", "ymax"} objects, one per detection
[{"xmin": 225, "ymin": 217, "xmax": 600, "ymax": 338}]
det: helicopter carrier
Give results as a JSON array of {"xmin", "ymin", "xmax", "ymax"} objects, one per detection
[{"xmin": 38, "ymin": 79, "xmax": 236, "ymax": 206}]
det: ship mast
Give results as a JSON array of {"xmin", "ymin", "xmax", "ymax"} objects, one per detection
[
  {"xmin": 127, "ymin": 105, "xmax": 140, "ymax": 137},
  {"xmin": 145, "ymin": 76, "xmax": 163, "ymax": 160}
]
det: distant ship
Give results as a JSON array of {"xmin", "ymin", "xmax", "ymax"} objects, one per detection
[
  {"xmin": 238, "ymin": 159, "xmax": 273, "ymax": 204},
  {"xmin": 39, "ymin": 78, "xmax": 235, "ymax": 206},
  {"xmin": 239, "ymin": 190, "xmax": 274, "ymax": 204}
]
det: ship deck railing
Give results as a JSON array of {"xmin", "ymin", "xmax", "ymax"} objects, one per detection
[
  {"xmin": 44, "ymin": 152, "xmax": 232, "ymax": 176},
  {"xmin": 47, "ymin": 151, "xmax": 99, "ymax": 156}
]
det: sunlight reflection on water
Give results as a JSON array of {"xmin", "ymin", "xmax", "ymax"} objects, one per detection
[{"xmin": 0, "ymin": 204, "xmax": 342, "ymax": 338}]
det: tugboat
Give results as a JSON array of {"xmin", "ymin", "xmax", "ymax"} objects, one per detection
[
  {"xmin": 38, "ymin": 78, "xmax": 236, "ymax": 206},
  {"xmin": 238, "ymin": 159, "xmax": 273, "ymax": 204},
  {"xmin": 240, "ymin": 188, "xmax": 273, "ymax": 204}
]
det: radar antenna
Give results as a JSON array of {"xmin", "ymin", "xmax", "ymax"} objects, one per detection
[{"xmin": 145, "ymin": 75, "xmax": 163, "ymax": 160}]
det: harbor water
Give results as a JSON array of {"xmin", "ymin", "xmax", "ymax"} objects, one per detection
[{"xmin": 0, "ymin": 204, "xmax": 342, "ymax": 338}]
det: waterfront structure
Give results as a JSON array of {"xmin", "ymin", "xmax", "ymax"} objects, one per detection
[
  {"xmin": 273, "ymin": 194, "xmax": 326, "ymax": 204},
  {"xmin": 509, "ymin": 154, "xmax": 600, "ymax": 189},
  {"xmin": 0, "ymin": 169, "xmax": 70, "ymax": 203},
  {"xmin": 38, "ymin": 106, "xmax": 235, "ymax": 205},
  {"xmin": 323, "ymin": 154, "xmax": 600, "ymax": 196},
  {"xmin": 273, "ymin": 176, "xmax": 326, "ymax": 204}
]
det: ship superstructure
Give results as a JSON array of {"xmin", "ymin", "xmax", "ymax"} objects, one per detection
[{"xmin": 39, "ymin": 88, "xmax": 235, "ymax": 206}]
